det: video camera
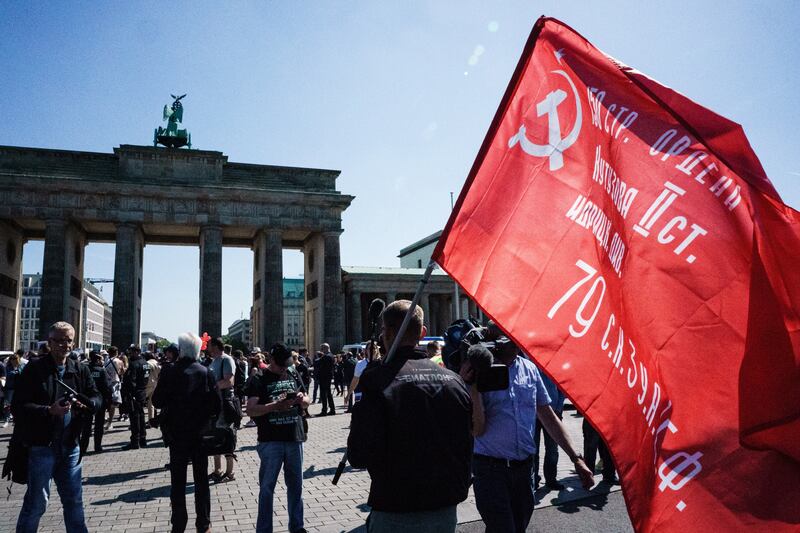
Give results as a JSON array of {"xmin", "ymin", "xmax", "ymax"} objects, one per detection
[{"xmin": 444, "ymin": 319, "xmax": 513, "ymax": 392}]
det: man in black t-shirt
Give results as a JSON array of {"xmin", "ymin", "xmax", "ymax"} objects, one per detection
[{"xmin": 246, "ymin": 343, "xmax": 309, "ymax": 533}]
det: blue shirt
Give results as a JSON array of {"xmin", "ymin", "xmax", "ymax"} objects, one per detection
[
  {"xmin": 53, "ymin": 365, "xmax": 72, "ymax": 445},
  {"xmin": 538, "ymin": 367, "xmax": 565, "ymax": 413},
  {"xmin": 474, "ymin": 356, "xmax": 551, "ymax": 461}
]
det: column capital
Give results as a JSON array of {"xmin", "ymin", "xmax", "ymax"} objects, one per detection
[
  {"xmin": 260, "ymin": 227, "xmax": 283, "ymax": 238},
  {"xmin": 44, "ymin": 218, "xmax": 66, "ymax": 229},
  {"xmin": 115, "ymin": 221, "xmax": 140, "ymax": 229},
  {"xmin": 114, "ymin": 222, "xmax": 144, "ymax": 238}
]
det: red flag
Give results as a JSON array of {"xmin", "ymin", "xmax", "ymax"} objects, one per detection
[
  {"xmin": 433, "ymin": 17, "xmax": 800, "ymax": 532},
  {"xmin": 200, "ymin": 332, "xmax": 210, "ymax": 352}
]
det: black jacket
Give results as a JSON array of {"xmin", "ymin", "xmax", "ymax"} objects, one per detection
[
  {"xmin": 343, "ymin": 357, "xmax": 356, "ymax": 382},
  {"xmin": 295, "ymin": 361, "xmax": 310, "ymax": 389},
  {"xmin": 11, "ymin": 356, "xmax": 102, "ymax": 448},
  {"xmin": 87, "ymin": 361, "xmax": 112, "ymax": 409},
  {"xmin": 316, "ymin": 353, "xmax": 334, "ymax": 382},
  {"xmin": 122, "ymin": 356, "xmax": 149, "ymax": 401},
  {"xmin": 152, "ymin": 358, "xmax": 220, "ymax": 447},
  {"xmin": 348, "ymin": 346, "xmax": 473, "ymax": 512}
]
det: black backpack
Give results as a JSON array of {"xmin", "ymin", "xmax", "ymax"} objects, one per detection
[{"xmin": 2, "ymin": 433, "xmax": 28, "ymax": 485}]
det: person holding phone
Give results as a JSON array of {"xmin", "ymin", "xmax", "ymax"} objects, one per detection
[{"xmin": 246, "ymin": 343, "xmax": 310, "ymax": 533}]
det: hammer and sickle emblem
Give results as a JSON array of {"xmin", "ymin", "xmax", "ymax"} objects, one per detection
[{"xmin": 508, "ymin": 69, "xmax": 582, "ymax": 171}]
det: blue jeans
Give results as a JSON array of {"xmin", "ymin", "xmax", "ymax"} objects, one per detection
[
  {"xmin": 367, "ymin": 505, "xmax": 457, "ymax": 533},
  {"xmin": 256, "ymin": 441, "xmax": 304, "ymax": 533},
  {"xmin": 472, "ymin": 455, "xmax": 534, "ymax": 533},
  {"xmin": 16, "ymin": 444, "xmax": 88, "ymax": 533}
]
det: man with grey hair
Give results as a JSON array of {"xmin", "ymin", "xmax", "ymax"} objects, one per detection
[
  {"xmin": 153, "ymin": 332, "xmax": 221, "ymax": 533},
  {"xmin": 12, "ymin": 321, "xmax": 102, "ymax": 533}
]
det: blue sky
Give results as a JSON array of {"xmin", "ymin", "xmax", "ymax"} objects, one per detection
[{"xmin": 2, "ymin": 1, "xmax": 798, "ymax": 341}]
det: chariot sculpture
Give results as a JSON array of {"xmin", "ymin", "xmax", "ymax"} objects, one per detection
[{"xmin": 154, "ymin": 93, "xmax": 192, "ymax": 149}]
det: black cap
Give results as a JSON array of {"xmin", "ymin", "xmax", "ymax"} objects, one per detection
[{"xmin": 269, "ymin": 343, "xmax": 292, "ymax": 365}]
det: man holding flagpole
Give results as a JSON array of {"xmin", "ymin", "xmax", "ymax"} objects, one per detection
[{"xmin": 348, "ymin": 300, "xmax": 472, "ymax": 533}]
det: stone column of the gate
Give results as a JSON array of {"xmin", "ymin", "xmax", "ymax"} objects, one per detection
[
  {"xmin": 0, "ymin": 221, "xmax": 25, "ymax": 350},
  {"xmin": 303, "ymin": 234, "xmax": 323, "ymax": 350},
  {"xmin": 39, "ymin": 220, "xmax": 86, "ymax": 343},
  {"xmin": 112, "ymin": 223, "xmax": 144, "ymax": 348},
  {"xmin": 199, "ymin": 225, "xmax": 223, "ymax": 338},
  {"xmin": 322, "ymin": 231, "xmax": 345, "ymax": 351},
  {"xmin": 252, "ymin": 228, "xmax": 283, "ymax": 349}
]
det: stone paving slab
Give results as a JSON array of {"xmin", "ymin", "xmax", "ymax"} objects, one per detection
[{"xmin": 0, "ymin": 390, "xmax": 619, "ymax": 532}]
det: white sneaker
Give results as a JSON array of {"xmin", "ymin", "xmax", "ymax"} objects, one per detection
[{"xmin": 1, "ymin": 420, "xmax": 8, "ymax": 428}]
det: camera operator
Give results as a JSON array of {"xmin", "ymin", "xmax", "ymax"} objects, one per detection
[
  {"xmin": 12, "ymin": 321, "xmax": 101, "ymax": 533},
  {"xmin": 460, "ymin": 330, "xmax": 594, "ymax": 533},
  {"xmin": 348, "ymin": 300, "xmax": 472, "ymax": 533}
]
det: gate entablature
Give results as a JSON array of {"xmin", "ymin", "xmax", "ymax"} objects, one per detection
[{"xmin": 0, "ymin": 144, "xmax": 352, "ymax": 351}]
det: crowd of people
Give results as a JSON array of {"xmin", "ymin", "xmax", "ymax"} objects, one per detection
[{"xmin": 1, "ymin": 303, "xmax": 617, "ymax": 533}]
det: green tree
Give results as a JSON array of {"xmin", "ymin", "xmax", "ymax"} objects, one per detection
[
  {"xmin": 222, "ymin": 335, "xmax": 248, "ymax": 354},
  {"xmin": 156, "ymin": 338, "xmax": 173, "ymax": 350}
]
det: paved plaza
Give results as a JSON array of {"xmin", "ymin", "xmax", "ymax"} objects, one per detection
[{"xmin": 0, "ymin": 397, "xmax": 628, "ymax": 532}]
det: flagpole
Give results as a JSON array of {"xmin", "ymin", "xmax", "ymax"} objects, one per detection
[
  {"xmin": 383, "ymin": 260, "xmax": 436, "ymax": 365},
  {"xmin": 450, "ymin": 191, "xmax": 461, "ymax": 320},
  {"xmin": 332, "ymin": 260, "xmax": 435, "ymax": 485}
]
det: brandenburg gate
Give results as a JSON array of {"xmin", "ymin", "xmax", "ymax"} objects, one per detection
[{"xmin": 0, "ymin": 143, "xmax": 353, "ymax": 351}]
